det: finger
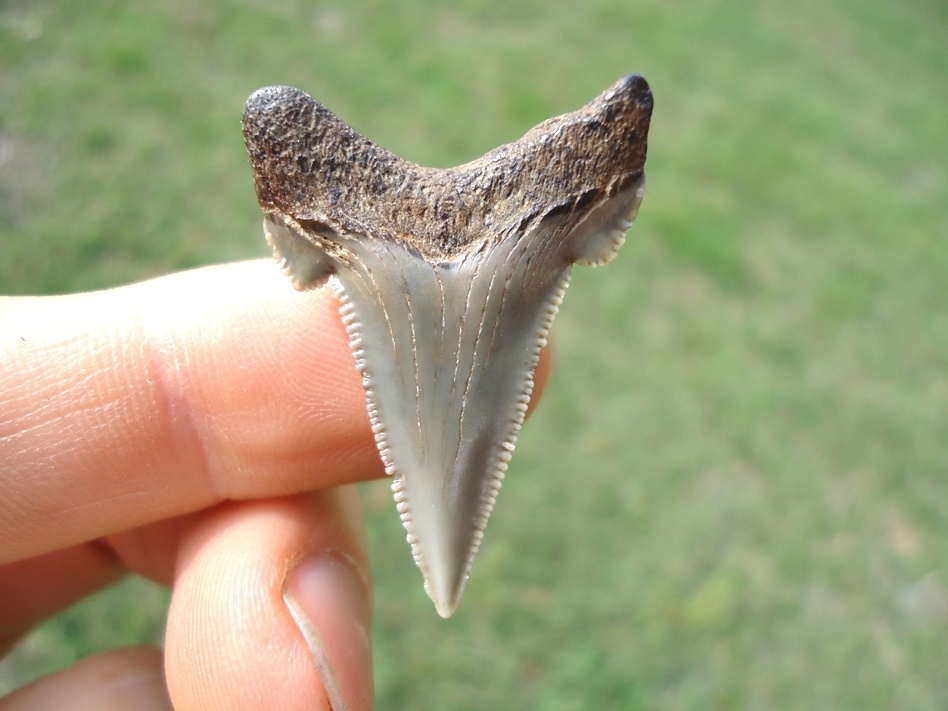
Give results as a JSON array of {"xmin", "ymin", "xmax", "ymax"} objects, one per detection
[
  {"xmin": 0, "ymin": 544, "xmax": 125, "ymax": 654},
  {"xmin": 0, "ymin": 261, "xmax": 371, "ymax": 562},
  {"xmin": 165, "ymin": 489, "xmax": 372, "ymax": 711},
  {"xmin": 0, "ymin": 646, "xmax": 171, "ymax": 711},
  {"xmin": 1, "ymin": 261, "xmax": 553, "ymax": 562}
]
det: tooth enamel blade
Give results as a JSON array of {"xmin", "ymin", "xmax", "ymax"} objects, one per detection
[
  {"xmin": 329, "ymin": 178, "xmax": 643, "ymax": 617},
  {"xmin": 331, "ymin": 236, "xmax": 563, "ymax": 616}
]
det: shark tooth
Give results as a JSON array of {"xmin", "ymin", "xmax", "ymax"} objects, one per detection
[{"xmin": 242, "ymin": 75, "xmax": 652, "ymax": 617}]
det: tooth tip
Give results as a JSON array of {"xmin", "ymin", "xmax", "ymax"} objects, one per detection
[
  {"xmin": 434, "ymin": 597, "xmax": 459, "ymax": 619},
  {"xmin": 426, "ymin": 572, "xmax": 464, "ymax": 619},
  {"xmin": 412, "ymin": 516, "xmax": 480, "ymax": 618}
]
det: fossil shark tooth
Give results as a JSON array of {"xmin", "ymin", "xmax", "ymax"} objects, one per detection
[{"xmin": 242, "ymin": 75, "xmax": 652, "ymax": 617}]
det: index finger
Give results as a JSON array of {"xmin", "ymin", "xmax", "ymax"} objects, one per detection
[{"xmin": 0, "ymin": 260, "xmax": 376, "ymax": 563}]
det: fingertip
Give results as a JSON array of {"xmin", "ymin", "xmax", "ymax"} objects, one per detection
[{"xmin": 529, "ymin": 340, "xmax": 554, "ymax": 417}]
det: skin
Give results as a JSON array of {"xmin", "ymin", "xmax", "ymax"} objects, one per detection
[{"xmin": 0, "ymin": 260, "xmax": 551, "ymax": 710}]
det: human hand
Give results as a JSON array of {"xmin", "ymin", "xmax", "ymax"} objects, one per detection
[{"xmin": 0, "ymin": 260, "xmax": 553, "ymax": 710}]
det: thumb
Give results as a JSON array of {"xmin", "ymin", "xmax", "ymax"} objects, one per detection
[{"xmin": 165, "ymin": 489, "xmax": 372, "ymax": 711}]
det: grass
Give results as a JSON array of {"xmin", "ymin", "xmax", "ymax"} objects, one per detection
[{"xmin": 2, "ymin": 0, "xmax": 947, "ymax": 707}]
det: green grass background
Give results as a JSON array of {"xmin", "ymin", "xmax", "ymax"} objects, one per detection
[{"xmin": 2, "ymin": 0, "xmax": 946, "ymax": 707}]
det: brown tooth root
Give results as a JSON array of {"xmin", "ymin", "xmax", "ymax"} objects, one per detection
[{"xmin": 242, "ymin": 75, "xmax": 653, "ymax": 617}]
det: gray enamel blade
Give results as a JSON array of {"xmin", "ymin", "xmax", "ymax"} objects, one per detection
[{"xmin": 242, "ymin": 75, "xmax": 652, "ymax": 616}]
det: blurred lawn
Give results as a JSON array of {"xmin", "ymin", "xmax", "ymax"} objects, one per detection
[{"xmin": 2, "ymin": 0, "xmax": 946, "ymax": 707}]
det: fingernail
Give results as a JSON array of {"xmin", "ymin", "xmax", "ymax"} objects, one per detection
[{"xmin": 284, "ymin": 553, "xmax": 373, "ymax": 711}]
